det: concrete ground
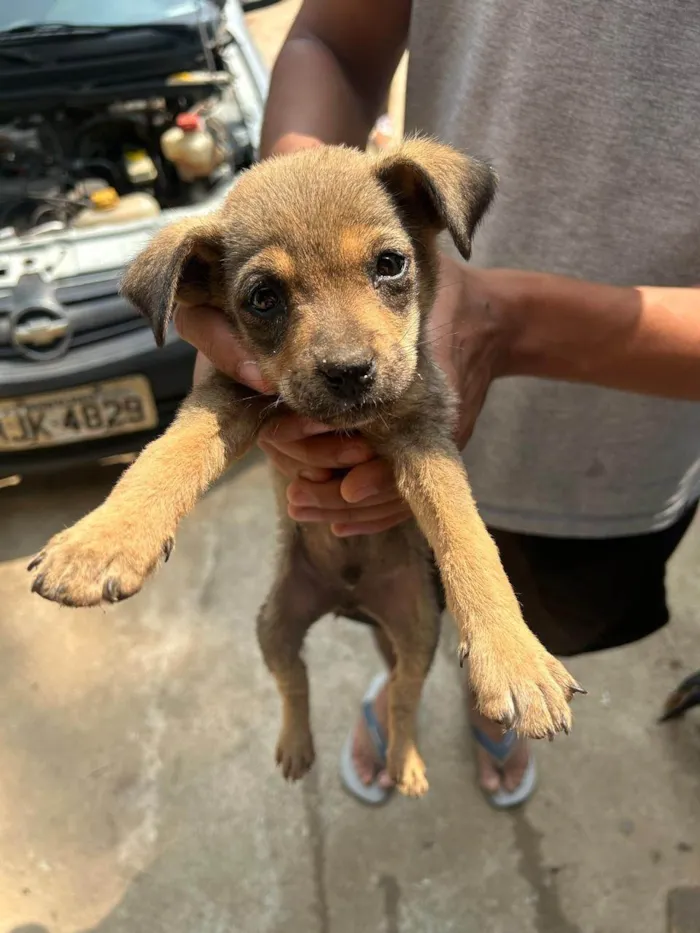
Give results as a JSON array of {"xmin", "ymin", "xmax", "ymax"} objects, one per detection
[
  {"xmin": 1, "ymin": 4, "xmax": 699, "ymax": 932},
  {"xmin": 1, "ymin": 452, "xmax": 699, "ymax": 933}
]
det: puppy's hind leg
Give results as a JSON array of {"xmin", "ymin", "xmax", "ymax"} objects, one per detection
[
  {"xmin": 362, "ymin": 566, "xmax": 441, "ymax": 798},
  {"xmin": 257, "ymin": 551, "xmax": 332, "ymax": 782}
]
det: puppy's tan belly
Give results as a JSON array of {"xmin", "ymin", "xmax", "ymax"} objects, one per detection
[{"xmin": 295, "ymin": 520, "xmax": 437, "ymax": 625}]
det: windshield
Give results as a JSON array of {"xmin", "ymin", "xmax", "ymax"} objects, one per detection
[{"xmin": 0, "ymin": 0, "xmax": 202, "ymax": 31}]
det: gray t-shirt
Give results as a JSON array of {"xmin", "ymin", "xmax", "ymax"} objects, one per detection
[{"xmin": 405, "ymin": 0, "xmax": 700, "ymax": 537}]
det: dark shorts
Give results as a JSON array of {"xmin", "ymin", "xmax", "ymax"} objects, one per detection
[
  {"xmin": 428, "ymin": 503, "xmax": 698, "ymax": 658},
  {"xmin": 359, "ymin": 504, "xmax": 696, "ymax": 659},
  {"xmin": 485, "ymin": 504, "xmax": 698, "ymax": 658}
]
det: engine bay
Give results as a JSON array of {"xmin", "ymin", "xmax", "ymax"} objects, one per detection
[{"xmin": 0, "ymin": 72, "xmax": 254, "ymax": 238}]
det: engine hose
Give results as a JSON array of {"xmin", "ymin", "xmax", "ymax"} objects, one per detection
[
  {"xmin": 72, "ymin": 159, "xmax": 121, "ymax": 188},
  {"xmin": 75, "ymin": 114, "xmax": 145, "ymax": 160},
  {"xmin": 240, "ymin": 0, "xmax": 285, "ymax": 11}
]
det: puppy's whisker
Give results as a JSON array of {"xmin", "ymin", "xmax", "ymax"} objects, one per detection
[
  {"xmin": 417, "ymin": 331, "xmax": 460, "ymax": 349},
  {"xmin": 237, "ymin": 393, "xmax": 270, "ymax": 405},
  {"xmin": 421, "ymin": 321, "xmax": 459, "ymax": 339}
]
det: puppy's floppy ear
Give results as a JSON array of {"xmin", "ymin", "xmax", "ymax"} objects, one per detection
[
  {"xmin": 120, "ymin": 215, "xmax": 225, "ymax": 347},
  {"xmin": 374, "ymin": 135, "xmax": 497, "ymax": 261}
]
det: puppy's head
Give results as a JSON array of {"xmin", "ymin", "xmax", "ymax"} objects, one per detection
[{"xmin": 121, "ymin": 137, "xmax": 496, "ymax": 427}]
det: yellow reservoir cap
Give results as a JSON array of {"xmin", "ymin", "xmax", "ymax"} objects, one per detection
[
  {"xmin": 125, "ymin": 149, "xmax": 148, "ymax": 162},
  {"xmin": 90, "ymin": 187, "xmax": 120, "ymax": 210}
]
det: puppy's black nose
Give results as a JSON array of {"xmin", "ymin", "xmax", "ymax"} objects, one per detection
[{"xmin": 317, "ymin": 358, "xmax": 376, "ymax": 402}]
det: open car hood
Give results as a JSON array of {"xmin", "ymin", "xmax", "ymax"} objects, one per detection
[{"xmin": 0, "ymin": 3, "xmax": 228, "ymax": 115}]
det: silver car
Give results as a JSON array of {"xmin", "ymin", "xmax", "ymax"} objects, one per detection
[{"xmin": 0, "ymin": 0, "xmax": 267, "ymax": 481}]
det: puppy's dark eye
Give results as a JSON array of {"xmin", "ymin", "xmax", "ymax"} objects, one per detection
[
  {"xmin": 374, "ymin": 251, "xmax": 407, "ymax": 281},
  {"xmin": 247, "ymin": 282, "xmax": 285, "ymax": 318}
]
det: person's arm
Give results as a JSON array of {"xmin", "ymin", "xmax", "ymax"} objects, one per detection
[
  {"xmin": 498, "ymin": 272, "xmax": 700, "ymax": 400},
  {"xmin": 187, "ymin": 0, "xmax": 412, "ymax": 386},
  {"xmin": 260, "ymin": 0, "xmax": 411, "ymax": 158}
]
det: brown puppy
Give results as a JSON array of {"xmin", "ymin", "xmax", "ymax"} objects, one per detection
[{"xmin": 28, "ymin": 138, "xmax": 583, "ymax": 796}]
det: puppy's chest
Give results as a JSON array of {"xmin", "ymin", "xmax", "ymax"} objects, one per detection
[{"xmin": 271, "ymin": 469, "xmax": 434, "ymax": 612}]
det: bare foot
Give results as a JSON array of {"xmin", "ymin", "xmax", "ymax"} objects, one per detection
[
  {"xmin": 351, "ymin": 680, "xmax": 393, "ymax": 789},
  {"xmin": 350, "ymin": 676, "xmax": 531, "ymax": 798},
  {"xmin": 468, "ymin": 690, "xmax": 531, "ymax": 796}
]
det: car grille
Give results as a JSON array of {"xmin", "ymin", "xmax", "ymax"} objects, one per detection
[{"xmin": 0, "ymin": 271, "xmax": 149, "ymax": 361}]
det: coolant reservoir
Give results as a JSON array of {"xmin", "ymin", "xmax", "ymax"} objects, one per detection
[
  {"xmin": 160, "ymin": 113, "xmax": 222, "ymax": 182},
  {"xmin": 72, "ymin": 188, "xmax": 160, "ymax": 229}
]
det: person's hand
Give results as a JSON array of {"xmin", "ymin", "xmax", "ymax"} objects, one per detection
[
  {"xmin": 174, "ymin": 253, "xmax": 510, "ymax": 535},
  {"xmin": 176, "ymin": 301, "xmax": 274, "ymax": 394}
]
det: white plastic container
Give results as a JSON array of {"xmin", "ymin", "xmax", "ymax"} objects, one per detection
[
  {"xmin": 123, "ymin": 148, "xmax": 158, "ymax": 186},
  {"xmin": 160, "ymin": 112, "xmax": 222, "ymax": 182},
  {"xmin": 72, "ymin": 188, "xmax": 161, "ymax": 229}
]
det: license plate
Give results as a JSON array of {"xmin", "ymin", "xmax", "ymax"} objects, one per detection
[{"xmin": 0, "ymin": 376, "xmax": 159, "ymax": 452}]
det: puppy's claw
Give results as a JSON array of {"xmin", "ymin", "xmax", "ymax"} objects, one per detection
[
  {"xmin": 31, "ymin": 574, "xmax": 45, "ymax": 595},
  {"xmin": 27, "ymin": 554, "xmax": 44, "ymax": 572},
  {"xmin": 500, "ymin": 713, "xmax": 516, "ymax": 732},
  {"xmin": 103, "ymin": 579, "xmax": 123, "ymax": 603},
  {"xmin": 163, "ymin": 537, "xmax": 174, "ymax": 562},
  {"xmin": 458, "ymin": 643, "xmax": 469, "ymax": 668},
  {"xmin": 572, "ymin": 684, "xmax": 587, "ymax": 696}
]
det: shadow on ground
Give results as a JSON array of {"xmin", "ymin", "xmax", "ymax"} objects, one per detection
[{"xmin": 1, "ymin": 455, "xmax": 699, "ymax": 933}]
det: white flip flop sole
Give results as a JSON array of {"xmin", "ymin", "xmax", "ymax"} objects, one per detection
[
  {"xmin": 339, "ymin": 672, "xmax": 391, "ymax": 806},
  {"xmin": 471, "ymin": 723, "xmax": 538, "ymax": 809},
  {"xmin": 487, "ymin": 753, "xmax": 537, "ymax": 809}
]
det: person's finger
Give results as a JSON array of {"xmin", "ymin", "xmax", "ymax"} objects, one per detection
[
  {"xmin": 339, "ymin": 458, "xmax": 397, "ymax": 504},
  {"xmin": 288, "ymin": 499, "xmax": 409, "ymax": 527},
  {"xmin": 287, "ymin": 476, "xmax": 402, "ymax": 510},
  {"xmin": 174, "ymin": 303, "xmax": 273, "ymax": 393},
  {"xmin": 261, "ymin": 433, "xmax": 374, "ymax": 470},
  {"xmin": 257, "ymin": 441, "xmax": 334, "ymax": 483},
  {"xmin": 330, "ymin": 511, "xmax": 412, "ymax": 537}
]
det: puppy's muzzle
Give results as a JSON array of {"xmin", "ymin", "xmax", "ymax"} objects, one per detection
[{"xmin": 316, "ymin": 357, "xmax": 377, "ymax": 403}]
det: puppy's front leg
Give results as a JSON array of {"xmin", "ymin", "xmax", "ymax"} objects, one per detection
[
  {"xmin": 382, "ymin": 431, "xmax": 584, "ymax": 739},
  {"xmin": 30, "ymin": 373, "xmax": 267, "ymax": 607}
]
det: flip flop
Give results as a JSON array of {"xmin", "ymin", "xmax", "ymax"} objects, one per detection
[
  {"xmin": 339, "ymin": 672, "xmax": 392, "ymax": 806},
  {"xmin": 471, "ymin": 725, "xmax": 537, "ymax": 809}
]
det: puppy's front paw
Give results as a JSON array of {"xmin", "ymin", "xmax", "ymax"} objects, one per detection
[
  {"xmin": 276, "ymin": 726, "xmax": 315, "ymax": 781},
  {"xmin": 28, "ymin": 509, "xmax": 173, "ymax": 608},
  {"xmin": 389, "ymin": 745, "xmax": 429, "ymax": 798},
  {"xmin": 464, "ymin": 626, "xmax": 585, "ymax": 740}
]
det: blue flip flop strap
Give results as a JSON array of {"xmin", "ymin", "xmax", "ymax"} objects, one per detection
[
  {"xmin": 471, "ymin": 725, "xmax": 517, "ymax": 765},
  {"xmin": 362, "ymin": 699, "xmax": 388, "ymax": 765}
]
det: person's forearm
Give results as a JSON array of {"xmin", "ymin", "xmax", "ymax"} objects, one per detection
[
  {"xmin": 192, "ymin": 2, "xmax": 409, "ymax": 381},
  {"xmin": 501, "ymin": 271, "xmax": 700, "ymax": 400},
  {"xmin": 260, "ymin": 0, "xmax": 410, "ymax": 159},
  {"xmin": 260, "ymin": 37, "xmax": 376, "ymax": 157}
]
